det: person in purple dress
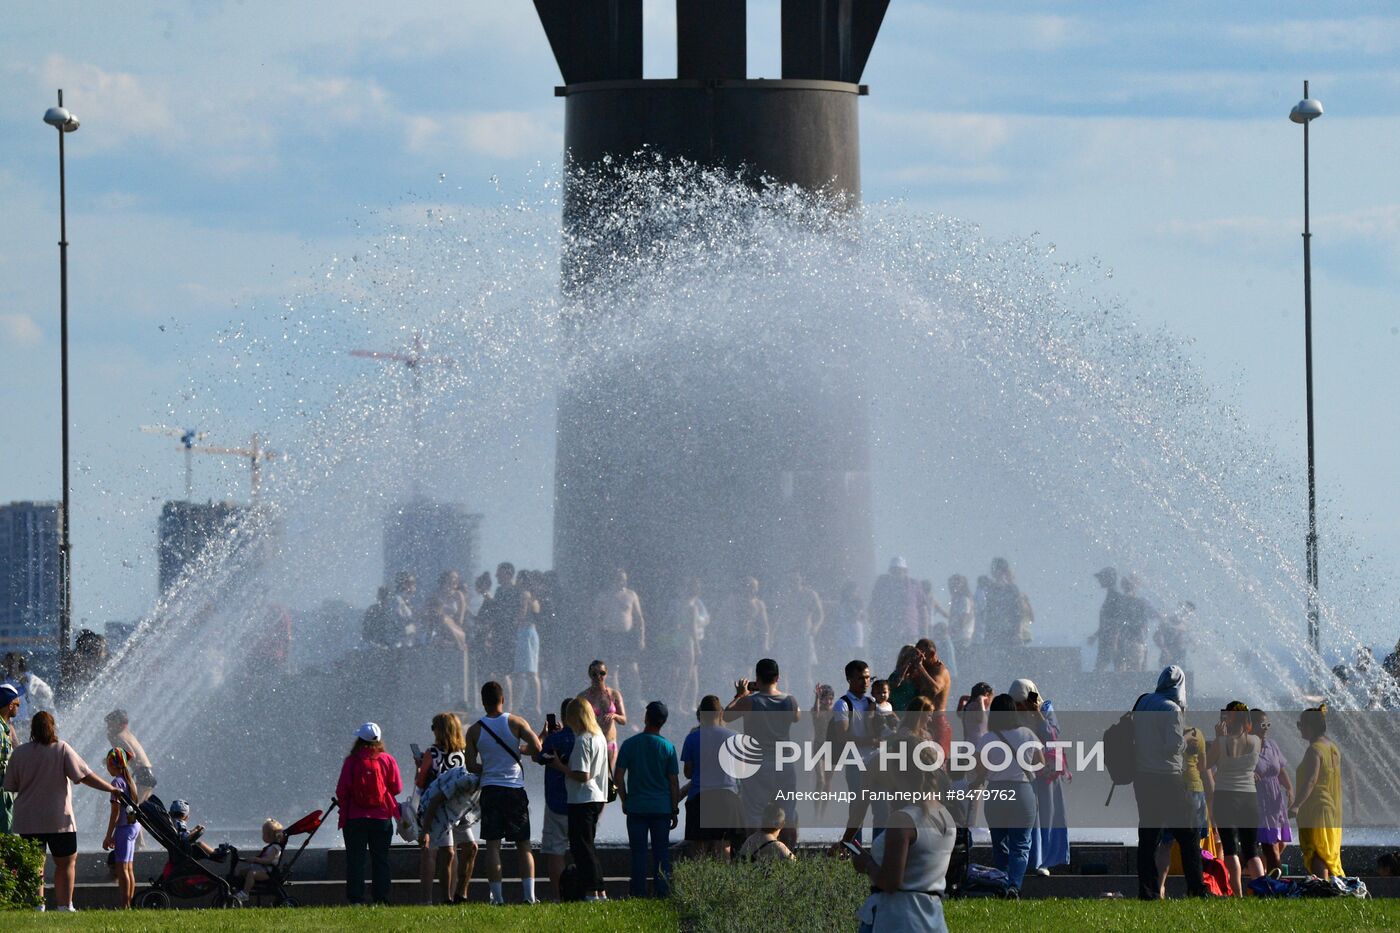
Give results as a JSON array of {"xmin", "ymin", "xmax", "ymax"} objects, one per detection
[{"xmin": 1251, "ymin": 709, "xmax": 1294, "ymax": 872}]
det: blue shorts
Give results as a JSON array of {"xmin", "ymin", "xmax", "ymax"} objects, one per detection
[
  {"xmin": 514, "ymin": 624, "xmax": 539, "ymax": 674},
  {"xmin": 112, "ymin": 823, "xmax": 141, "ymax": 863}
]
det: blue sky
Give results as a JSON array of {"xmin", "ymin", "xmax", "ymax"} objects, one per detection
[{"xmin": 2, "ymin": 1, "xmax": 1398, "ymax": 638}]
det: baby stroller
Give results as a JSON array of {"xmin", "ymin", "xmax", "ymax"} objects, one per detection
[
  {"xmin": 129, "ymin": 794, "xmax": 241, "ymax": 909},
  {"xmin": 133, "ymin": 794, "xmax": 337, "ymax": 909}
]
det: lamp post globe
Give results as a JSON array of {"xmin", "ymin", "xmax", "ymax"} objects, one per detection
[
  {"xmin": 43, "ymin": 105, "xmax": 80, "ymax": 131},
  {"xmin": 1289, "ymin": 98, "xmax": 1324, "ymax": 124}
]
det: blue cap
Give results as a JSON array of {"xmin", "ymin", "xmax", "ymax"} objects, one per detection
[
  {"xmin": 169, "ymin": 799, "xmax": 190, "ymax": 816},
  {"xmin": 0, "ymin": 684, "xmax": 19, "ymax": 706},
  {"xmin": 645, "ymin": 700, "xmax": 669, "ymax": 724}
]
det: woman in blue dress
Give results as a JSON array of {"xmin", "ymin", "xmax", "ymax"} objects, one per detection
[{"xmin": 1011, "ymin": 678, "xmax": 1069, "ymax": 873}]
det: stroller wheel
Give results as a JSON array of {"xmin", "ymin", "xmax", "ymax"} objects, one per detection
[
  {"xmin": 214, "ymin": 892, "xmax": 243, "ymax": 909},
  {"xmin": 137, "ymin": 889, "xmax": 170, "ymax": 910},
  {"xmin": 276, "ymin": 895, "xmax": 300, "ymax": 908}
]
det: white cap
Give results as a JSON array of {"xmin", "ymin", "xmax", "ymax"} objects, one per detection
[
  {"xmin": 355, "ymin": 721, "xmax": 381, "ymax": 742},
  {"xmin": 889, "ymin": 556, "xmax": 908, "ymax": 570},
  {"xmin": 1009, "ymin": 679, "xmax": 1039, "ymax": 702}
]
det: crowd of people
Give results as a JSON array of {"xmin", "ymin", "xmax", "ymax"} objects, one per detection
[
  {"xmin": 356, "ymin": 554, "xmax": 1067, "ymax": 723},
  {"xmin": 0, "ymin": 655, "xmax": 1368, "ymax": 920},
  {"xmin": 0, "ymin": 550, "xmax": 1380, "ymax": 922}
]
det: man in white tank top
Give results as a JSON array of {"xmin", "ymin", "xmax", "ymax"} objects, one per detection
[{"xmin": 465, "ymin": 681, "xmax": 543, "ymax": 905}]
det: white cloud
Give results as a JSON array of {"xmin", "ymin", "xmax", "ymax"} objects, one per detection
[
  {"xmin": 885, "ymin": 164, "xmax": 1008, "ymax": 186},
  {"xmin": 897, "ymin": 5, "xmax": 1088, "ymax": 53},
  {"xmin": 867, "ymin": 111, "xmax": 1013, "ymax": 162},
  {"xmin": 405, "ymin": 111, "xmax": 560, "ymax": 160},
  {"xmin": 1159, "ymin": 205, "xmax": 1400, "ymax": 264},
  {"xmin": 35, "ymin": 53, "xmax": 554, "ymax": 174},
  {"xmin": 39, "ymin": 54, "xmax": 177, "ymax": 148},
  {"xmin": 1225, "ymin": 17, "xmax": 1400, "ymax": 56},
  {"xmin": 0, "ymin": 313, "xmax": 43, "ymax": 347}
]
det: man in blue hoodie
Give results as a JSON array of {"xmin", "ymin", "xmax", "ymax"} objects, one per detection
[{"xmin": 1132, "ymin": 666, "xmax": 1206, "ymax": 898}]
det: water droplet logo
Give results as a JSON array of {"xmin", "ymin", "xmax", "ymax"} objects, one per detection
[{"xmin": 718, "ymin": 733, "xmax": 764, "ymax": 780}]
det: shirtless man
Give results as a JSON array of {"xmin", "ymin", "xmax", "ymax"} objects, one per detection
[
  {"xmin": 911, "ymin": 638, "xmax": 953, "ymax": 757},
  {"xmin": 105, "ymin": 709, "xmax": 156, "ymax": 803},
  {"xmin": 593, "ymin": 569, "xmax": 646, "ymax": 702},
  {"xmin": 912, "ymin": 638, "xmax": 951, "ymax": 710}
]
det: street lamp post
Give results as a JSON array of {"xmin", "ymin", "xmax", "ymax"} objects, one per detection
[
  {"xmin": 1290, "ymin": 82, "xmax": 1323, "ymax": 654},
  {"xmin": 43, "ymin": 91, "xmax": 79, "ymax": 692}
]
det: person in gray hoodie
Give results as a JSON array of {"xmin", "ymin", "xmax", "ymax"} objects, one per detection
[{"xmin": 1131, "ymin": 666, "xmax": 1206, "ymax": 899}]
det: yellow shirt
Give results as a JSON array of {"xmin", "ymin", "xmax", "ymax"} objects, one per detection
[{"xmin": 1181, "ymin": 727, "xmax": 1207, "ymax": 793}]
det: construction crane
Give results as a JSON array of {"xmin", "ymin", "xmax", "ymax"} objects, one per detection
[
  {"xmin": 142, "ymin": 426, "xmax": 277, "ymax": 502},
  {"xmin": 349, "ymin": 332, "xmax": 454, "ymax": 496},
  {"xmin": 141, "ymin": 425, "xmax": 208, "ymax": 499},
  {"xmin": 190, "ymin": 433, "xmax": 277, "ymax": 502}
]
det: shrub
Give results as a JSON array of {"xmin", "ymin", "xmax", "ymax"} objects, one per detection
[
  {"xmin": 671, "ymin": 854, "xmax": 867, "ymax": 933},
  {"xmin": 0, "ymin": 833, "xmax": 44, "ymax": 910}
]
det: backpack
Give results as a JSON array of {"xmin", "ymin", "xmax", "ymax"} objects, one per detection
[
  {"xmin": 1102, "ymin": 694, "xmax": 1148, "ymax": 805},
  {"xmin": 958, "ymin": 864, "xmax": 1015, "ymax": 898},
  {"xmin": 1200, "ymin": 851, "xmax": 1232, "ymax": 896},
  {"xmin": 351, "ymin": 755, "xmax": 388, "ymax": 809},
  {"xmin": 559, "ymin": 864, "xmax": 586, "ymax": 902},
  {"xmin": 1248, "ymin": 875, "xmax": 1301, "ymax": 898}
]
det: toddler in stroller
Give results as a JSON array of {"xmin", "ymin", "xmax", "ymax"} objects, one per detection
[
  {"xmin": 168, "ymin": 798, "xmax": 222, "ymax": 858},
  {"xmin": 232, "ymin": 819, "xmax": 284, "ymax": 903},
  {"xmin": 132, "ymin": 795, "xmax": 336, "ymax": 908}
]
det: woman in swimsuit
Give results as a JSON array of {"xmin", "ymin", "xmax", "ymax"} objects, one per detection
[{"xmin": 578, "ymin": 659, "xmax": 627, "ymax": 769}]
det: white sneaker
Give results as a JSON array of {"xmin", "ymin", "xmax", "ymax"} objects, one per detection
[
  {"xmin": 34, "ymin": 905, "xmax": 46, "ymax": 913},
  {"xmin": 58, "ymin": 905, "xmax": 78, "ymax": 912},
  {"xmin": 584, "ymin": 894, "xmax": 601, "ymax": 902},
  {"xmin": 234, "ymin": 891, "xmax": 250, "ymax": 903}
]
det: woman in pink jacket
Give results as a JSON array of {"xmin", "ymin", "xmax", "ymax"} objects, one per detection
[{"xmin": 335, "ymin": 721, "xmax": 403, "ymax": 905}]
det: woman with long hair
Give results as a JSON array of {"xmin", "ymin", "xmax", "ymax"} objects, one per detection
[
  {"xmin": 3, "ymin": 711, "xmax": 119, "ymax": 912},
  {"xmin": 415, "ymin": 713, "xmax": 475, "ymax": 904},
  {"xmin": 578, "ymin": 659, "xmax": 627, "ymax": 769},
  {"xmin": 549, "ymin": 697, "xmax": 609, "ymax": 900},
  {"xmin": 1208, "ymin": 700, "xmax": 1263, "ymax": 896},
  {"xmin": 102, "ymin": 747, "xmax": 142, "ymax": 908},
  {"xmin": 335, "ymin": 722, "xmax": 403, "ymax": 905}
]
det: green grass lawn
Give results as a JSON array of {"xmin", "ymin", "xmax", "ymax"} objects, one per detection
[
  {"xmin": 948, "ymin": 898, "xmax": 1400, "ymax": 933},
  {"xmin": 3, "ymin": 899, "xmax": 676, "ymax": 931},
  {"xmin": 3, "ymin": 898, "xmax": 1398, "ymax": 932}
]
